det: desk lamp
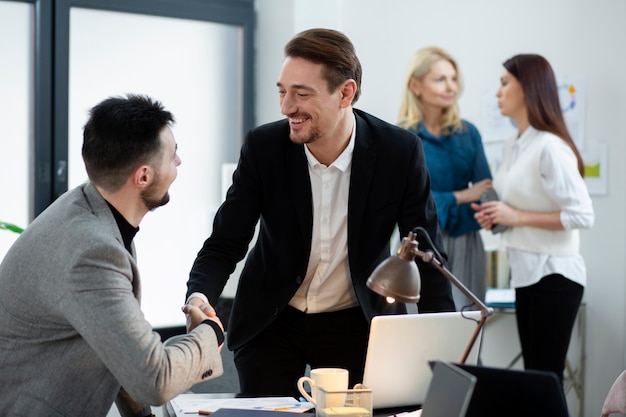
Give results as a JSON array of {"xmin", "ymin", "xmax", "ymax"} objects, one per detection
[{"xmin": 366, "ymin": 227, "xmax": 494, "ymax": 363}]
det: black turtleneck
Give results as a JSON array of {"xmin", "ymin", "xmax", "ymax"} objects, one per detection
[{"xmin": 105, "ymin": 202, "xmax": 139, "ymax": 253}]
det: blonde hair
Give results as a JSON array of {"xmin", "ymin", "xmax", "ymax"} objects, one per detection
[{"xmin": 397, "ymin": 47, "xmax": 464, "ymax": 132}]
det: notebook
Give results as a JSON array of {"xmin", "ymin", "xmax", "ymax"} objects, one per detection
[
  {"xmin": 420, "ymin": 361, "xmax": 477, "ymax": 417},
  {"xmin": 362, "ymin": 311, "xmax": 483, "ymax": 409},
  {"xmin": 456, "ymin": 364, "xmax": 569, "ymax": 417}
]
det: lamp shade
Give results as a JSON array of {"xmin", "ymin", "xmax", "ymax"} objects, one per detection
[
  {"xmin": 366, "ymin": 227, "xmax": 494, "ymax": 363},
  {"xmin": 366, "ymin": 234, "xmax": 421, "ymax": 304}
]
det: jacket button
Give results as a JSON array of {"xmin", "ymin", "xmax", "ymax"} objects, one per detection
[
  {"xmin": 296, "ymin": 276, "xmax": 302, "ymax": 284},
  {"xmin": 202, "ymin": 369, "xmax": 213, "ymax": 378}
]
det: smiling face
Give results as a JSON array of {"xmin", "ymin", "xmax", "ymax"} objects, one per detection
[
  {"xmin": 497, "ymin": 69, "xmax": 527, "ymax": 122},
  {"xmin": 277, "ymin": 56, "xmax": 351, "ymax": 146},
  {"xmin": 409, "ymin": 59, "xmax": 458, "ymax": 112}
]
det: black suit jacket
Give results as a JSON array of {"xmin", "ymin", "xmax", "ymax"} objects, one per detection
[{"xmin": 188, "ymin": 109, "xmax": 455, "ymax": 350}]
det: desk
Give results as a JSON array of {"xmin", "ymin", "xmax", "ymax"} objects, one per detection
[
  {"xmin": 480, "ymin": 303, "xmax": 585, "ymax": 417},
  {"xmin": 163, "ymin": 393, "xmax": 419, "ymax": 417}
]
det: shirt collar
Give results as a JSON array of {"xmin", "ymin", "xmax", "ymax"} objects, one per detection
[
  {"xmin": 414, "ymin": 121, "xmax": 452, "ymax": 140},
  {"xmin": 416, "ymin": 121, "xmax": 433, "ymax": 138},
  {"xmin": 514, "ymin": 125, "xmax": 539, "ymax": 150},
  {"xmin": 304, "ymin": 113, "xmax": 356, "ymax": 172}
]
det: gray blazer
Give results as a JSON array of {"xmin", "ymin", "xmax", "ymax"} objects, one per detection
[{"xmin": 0, "ymin": 183, "xmax": 223, "ymax": 417}]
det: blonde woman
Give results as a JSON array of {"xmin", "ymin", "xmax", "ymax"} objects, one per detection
[{"xmin": 398, "ymin": 47, "xmax": 492, "ymax": 309}]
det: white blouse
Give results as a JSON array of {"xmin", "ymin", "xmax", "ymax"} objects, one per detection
[{"xmin": 496, "ymin": 126, "xmax": 594, "ymax": 288}]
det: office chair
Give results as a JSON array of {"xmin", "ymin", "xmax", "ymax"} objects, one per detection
[{"xmin": 602, "ymin": 370, "xmax": 626, "ymax": 417}]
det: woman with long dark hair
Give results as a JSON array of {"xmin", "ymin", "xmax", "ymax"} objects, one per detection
[{"xmin": 472, "ymin": 54, "xmax": 594, "ymax": 384}]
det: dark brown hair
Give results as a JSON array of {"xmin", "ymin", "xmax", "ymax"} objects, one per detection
[
  {"xmin": 82, "ymin": 94, "xmax": 174, "ymax": 191},
  {"xmin": 285, "ymin": 28, "xmax": 362, "ymax": 103},
  {"xmin": 503, "ymin": 54, "xmax": 584, "ymax": 176}
]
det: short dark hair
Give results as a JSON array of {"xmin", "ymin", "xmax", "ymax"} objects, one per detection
[
  {"xmin": 503, "ymin": 54, "xmax": 584, "ymax": 176},
  {"xmin": 285, "ymin": 28, "xmax": 362, "ymax": 103},
  {"xmin": 82, "ymin": 94, "xmax": 175, "ymax": 191}
]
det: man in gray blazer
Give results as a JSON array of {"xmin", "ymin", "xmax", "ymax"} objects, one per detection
[
  {"xmin": 185, "ymin": 29, "xmax": 455, "ymax": 396},
  {"xmin": 0, "ymin": 95, "xmax": 224, "ymax": 417}
]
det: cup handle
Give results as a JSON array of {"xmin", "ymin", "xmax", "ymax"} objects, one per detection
[{"xmin": 297, "ymin": 376, "xmax": 316, "ymax": 405}]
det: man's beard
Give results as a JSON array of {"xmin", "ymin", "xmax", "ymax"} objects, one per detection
[
  {"xmin": 290, "ymin": 128, "xmax": 321, "ymax": 145},
  {"xmin": 141, "ymin": 173, "xmax": 170, "ymax": 211},
  {"xmin": 142, "ymin": 190, "xmax": 170, "ymax": 212}
]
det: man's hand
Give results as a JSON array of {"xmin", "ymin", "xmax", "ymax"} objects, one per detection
[
  {"xmin": 182, "ymin": 298, "xmax": 220, "ymax": 329},
  {"xmin": 186, "ymin": 295, "xmax": 217, "ymax": 315},
  {"xmin": 182, "ymin": 303, "xmax": 225, "ymax": 351}
]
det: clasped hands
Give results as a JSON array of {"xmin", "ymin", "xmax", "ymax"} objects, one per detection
[
  {"xmin": 182, "ymin": 297, "xmax": 225, "ymax": 350},
  {"xmin": 471, "ymin": 200, "xmax": 519, "ymax": 231}
]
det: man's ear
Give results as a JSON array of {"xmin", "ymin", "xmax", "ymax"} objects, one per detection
[
  {"xmin": 340, "ymin": 79, "xmax": 357, "ymax": 108},
  {"xmin": 132, "ymin": 165, "xmax": 151, "ymax": 188}
]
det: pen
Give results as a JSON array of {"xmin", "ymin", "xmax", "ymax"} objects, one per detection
[{"xmin": 198, "ymin": 410, "xmax": 212, "ymax": 415}]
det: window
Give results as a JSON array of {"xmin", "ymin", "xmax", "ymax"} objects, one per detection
[{"xmin": 2, "ymin": 0, "xmax": 255, "ymax": 328}]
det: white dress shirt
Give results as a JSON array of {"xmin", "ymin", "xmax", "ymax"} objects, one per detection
[{"xmin": 289, "ymin": 116, "xmax": 359, "ymax": 313}]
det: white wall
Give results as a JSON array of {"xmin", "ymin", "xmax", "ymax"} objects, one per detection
[{"xmin": 255, "ymin": 1, "xmax": 626, "ymax": 415}]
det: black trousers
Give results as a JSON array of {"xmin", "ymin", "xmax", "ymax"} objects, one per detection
[
  {"xmin": 233, "ymin": 305, "xmax": 369, "ymax": 397},
  {"xmin": 515, "ymin": 274, "xmax": 583, "ymax": 384}
]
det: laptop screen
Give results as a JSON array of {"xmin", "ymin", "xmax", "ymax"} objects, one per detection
[
  {"xmin": 421, "ymin": 361, "xmax": 476, "ymax": 417},
  {"xmin": 362, "ymin": 311, "xmax": 483, "ymax": 409},
  {"xmin": 456, "ymin": 364, "xmax": 569, "ymax": 417}
]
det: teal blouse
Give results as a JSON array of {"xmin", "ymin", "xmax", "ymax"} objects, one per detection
[{"xmin": 409, "ymin": 120, "xmax": 491, "ymax": 238}]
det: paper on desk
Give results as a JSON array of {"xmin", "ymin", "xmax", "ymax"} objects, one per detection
[
  {"xmin": 389, "ymin": 410, "xmax": 422, "ymax": 417},
  {"xmin": 169, "ymin": 394, "xmax": 314, "ymax": 416}
]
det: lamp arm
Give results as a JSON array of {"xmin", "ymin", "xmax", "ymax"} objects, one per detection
[
  {"xmin": 413, "ymin": 248, "xmax": 494, "ymax": 363},
  {"xmin": 415, "ymin": 249, "xmax": 493, "ymax": 316}
]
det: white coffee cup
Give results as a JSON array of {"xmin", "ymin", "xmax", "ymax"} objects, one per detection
[{"xmin": 297, "ymin": 368, "xmax": 349, "ymax": 406}]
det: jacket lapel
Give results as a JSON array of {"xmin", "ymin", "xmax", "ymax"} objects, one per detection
[
  {"xmin": 348, "ymin": 113, "xmax": 376, "ymax": 260},
  {"xmin": 286, "ymin": 143, "xmax": 313, "ymax": 254},
  {"xmin": 83, "ymin": 183, "xmax": 142, "ymax": 301}
]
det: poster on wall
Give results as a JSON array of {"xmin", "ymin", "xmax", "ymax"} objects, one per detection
[
  {"xmin": 558, "ymin": 76, "xmax": 586, "ymax": 150},
  {"xmin": 581, "ymin": 141, "xmax": 608, "ymax": 196}
]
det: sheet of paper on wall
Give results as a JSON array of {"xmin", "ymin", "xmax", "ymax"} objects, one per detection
[
  {"xmin": 169, "ymin": 394, "xmax": 314, "ymax": 416},
  {"xmin": 581, "ymin": 141, "xmax": 608, "ymax": 196}
]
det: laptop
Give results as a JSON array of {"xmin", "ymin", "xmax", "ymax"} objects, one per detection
[
  {"xmin": 419, "ymin": 361, "xmax": 477, "ymax": 417},
  {"xmin": 456, "ymin": 364, "xmax": 569, "ymax": 417},
  {"xmin": 362, "ymin": 311, "xmax": 483, "ymax": 409}
]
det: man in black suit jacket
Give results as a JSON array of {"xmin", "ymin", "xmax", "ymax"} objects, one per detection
[{"xmin": 185, "ymin": 28, "xmax": 455, "ymax": 396}]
